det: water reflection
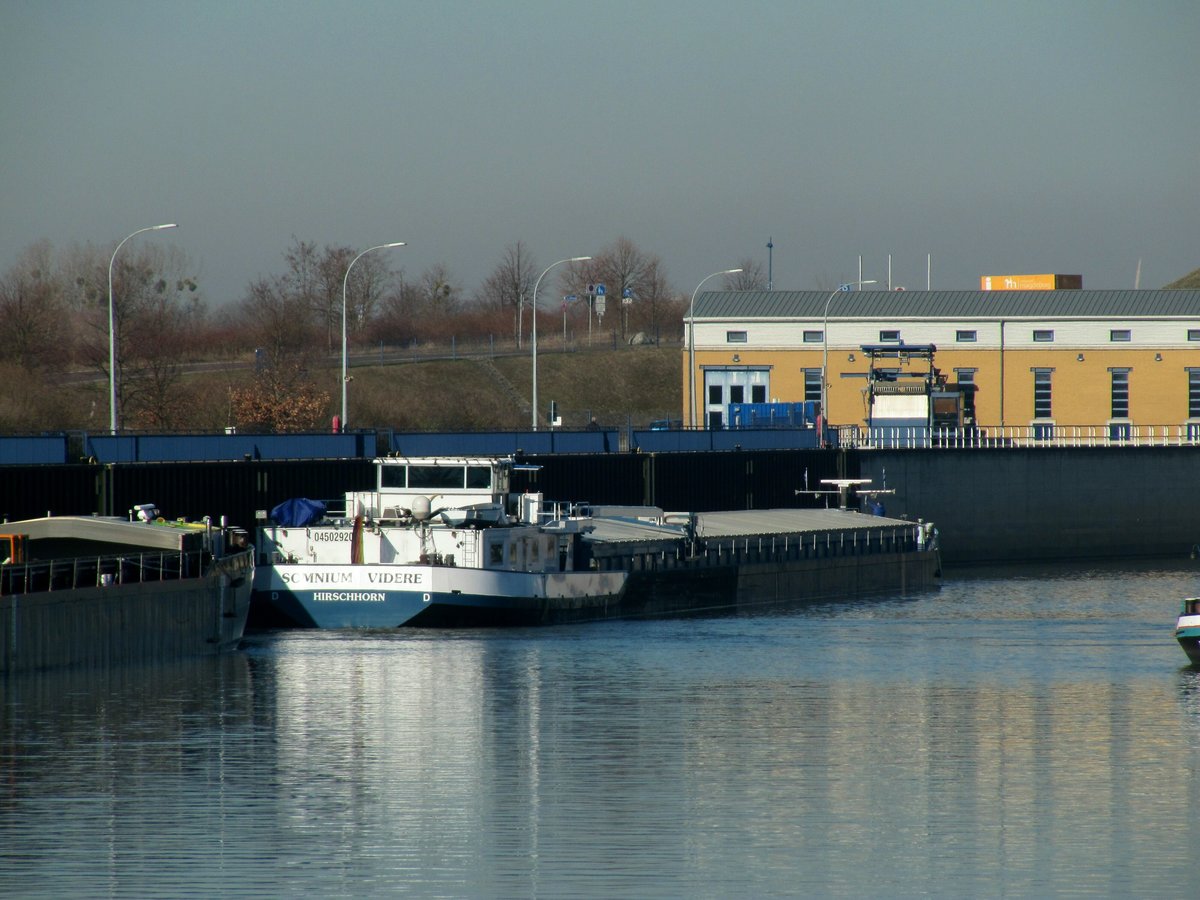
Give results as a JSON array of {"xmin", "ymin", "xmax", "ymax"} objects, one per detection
[
  {"xmin": 2, "ymin": 562, "xmax": 1199, "ymax": 898},
  {"xmin": 0, "ymin": 655, "xmax": 257, "ymax": 897}
]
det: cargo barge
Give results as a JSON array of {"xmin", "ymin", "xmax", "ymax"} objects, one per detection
[
  {"xmin": 1, "ymin": 512, "xmax": 253, "ymax": 673},
  {"xmin": 252, "ymin": 456, "xmax": 939, "ymax": 628}
]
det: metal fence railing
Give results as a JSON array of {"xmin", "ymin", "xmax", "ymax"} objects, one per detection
[
  {"xmin": 836, "ymin": 424, "xmax": 1200, "ymax": 450},
  {"xmin": 0, "ymin": 549, "xmax": 206, "ymax": 595}
]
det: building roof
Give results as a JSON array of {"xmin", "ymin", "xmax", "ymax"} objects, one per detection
[{"xmin": 692, "ymin": 289, "xmax": 1200, "ymax": 320}]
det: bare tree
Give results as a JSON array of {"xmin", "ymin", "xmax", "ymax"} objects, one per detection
[
  {"xmin": 418, "ymin": 265, "xmax": 461, "ymax": 313},
  {"xmin": 475, "ymin": 241, "xmax": 538, "ymax": 341},
  {"xmin": 560, "ymin": 237, "xmax": 676, "ymax": 341},
  {"xmin": 0, "ymin": 242, "xmax": 68, "ymax": 370},
  {"xmin": 727, "ymin": 258, "xmax": 767, "ymax": 291},
  {"xmin": 367, "ymin": 263, "xmax": 463, "ymax": 345},
  {"xmin": 280, "ymin": 238, "xmax": 346, "ymax": 354},
  {"xmin": 236, "ymin": 276, "xmax": 316, "ymax": 368},
  {"xmin": 343, "ymin": 250, "xmax": 394, "ymax": 345},
  {"xmin": 66, "ymin": 242, "xmax": 202, "ymax": 429}
]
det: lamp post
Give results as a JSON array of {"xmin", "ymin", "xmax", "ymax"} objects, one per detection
[
  {"xmin": 688, "ymin": 268, "xmax": 742, "ymax": 429},
  {"xmin": 821, "ymin": 279, "xmax": 877, "ymax": 427},
  {"xmin": 108, "ymin": 223, "xmax": 177, "ymax": 434},
  {"xmin": 531, "ymin": 256, "xmax": 590, "ymax": 431},
  {"xmin": 341, "ymin": 242, "xmax": 405, "ymax": 431}
]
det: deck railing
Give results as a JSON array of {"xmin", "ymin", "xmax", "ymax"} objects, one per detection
[{"xmin": 0, "ymin": 549, "xmax": 207, "ymax": 596}]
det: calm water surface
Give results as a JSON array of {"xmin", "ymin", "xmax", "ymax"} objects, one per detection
[{"xmin": 4, "ymin": 561, "xmax": 1200, "ymax": 898}]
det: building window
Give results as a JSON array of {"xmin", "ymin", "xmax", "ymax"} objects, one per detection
[
  {"xmin": 879, "ymin": 330, "xmax": 900, "ymax": 342},
  {"xmin": 955, "ymin": 369, "xmax": 977, "ymax": 422},
  {"xmin": 726, "ymin": 331, "xmax": 747, "ymax": 343},
  {"xmin": 729, "ymin": 385, "xmax": 744, "ymax": 404},
  {"xmin": 1189, "ymin": 370, "xmax": 1200, "ymax": 418},
  {"xmin": 803, "ymin": 368, "xmax": 821, "ymax": 403},
  {"xmin": 1110, "ymin": 329, "xmax": 1131, "ymax": 342},
  {"xmin": 803, "ymin": 330, "xmax": 823, "ymax": 343},
  {"xmin": 1033, "ymin": 330, "xmax": 1054, "ymax": 343},
  {"xmin": 955, "ymin": 330, "xmax": 977, "ymax": 343},
  {"xmin": 751, "ymin": 383, "xmax": 766, "ymax": 403},
  {"xmin": 1189, "ymin": 330, "xmax": 1200, "ymax": 342},
  {"xmin": 1110, "ymin": 369, "xmax": 1130, "ymax": 418},
  {"xmin": 1033, "ymin": 369, "xmax": 1052, "ymax": 419}
]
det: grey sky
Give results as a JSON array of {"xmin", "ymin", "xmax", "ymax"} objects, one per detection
[{"xmin": 3, "ymin": 1, "xmax": 1197, "ymax": 306}]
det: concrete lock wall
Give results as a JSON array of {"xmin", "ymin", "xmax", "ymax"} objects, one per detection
[
  {"xmin": 855, "ymin": 446, "xmax": 1200, "ymax": 565},
  {"xmin": 3, "ymin": 447, "xmax": 1198, "ymax": 567}
]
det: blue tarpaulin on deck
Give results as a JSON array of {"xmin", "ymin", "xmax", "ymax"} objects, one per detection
[{"xmin": 270, "ymin": 498, "xmax": 327, "ymax": 527}]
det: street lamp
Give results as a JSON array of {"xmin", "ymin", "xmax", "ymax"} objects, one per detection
[
  {"xmin": 341, "ymin": 242, "xmax": 405, "ymax": 431},
  {"xmin": 821, "ymin": 279, "xmax": 877, "ymax": 427},
  {"xmin": 108, "ymin": 223, "xmax": 177, "ymax": 434},
  {"xmin": 688, "ymin": 268, "xmax": 742, "ymax": 429},
  {"xmin": 532, "ymin": 256, "xmax": 591, "ymax": 431}
]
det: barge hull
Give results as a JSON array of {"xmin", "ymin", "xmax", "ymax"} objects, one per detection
[
  {"xmin": 256, "ymin": 565, "xmax": 629, "ymax": 628},
  {"xmin": 256, "ymin": 548, "xmax": 937, "ymax": 628},
  {"xmin": 2, "ymin": 550, "xmax": 253, "ymax": 674},
  {"xmin": 613, "ymin": 548, "xmax": 938, "ymax": 621}
]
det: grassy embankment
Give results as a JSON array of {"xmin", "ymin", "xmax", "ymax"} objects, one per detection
[
  {"xmin": 345, "ymin": 343, "xmax": 683, "ymax": 432},
  {"xmin": 38, "ymin": 343, "xmax": 683, "ymax": 433}
]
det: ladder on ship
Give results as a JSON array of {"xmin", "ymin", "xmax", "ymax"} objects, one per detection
[{"xmin": 459, "ymin": 534, "xmax": 477, "ymax": 569}]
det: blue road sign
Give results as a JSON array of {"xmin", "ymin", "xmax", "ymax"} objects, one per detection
[{"xmin": 596, "ymin": 283, "xmax": 606, "ymax": 296}]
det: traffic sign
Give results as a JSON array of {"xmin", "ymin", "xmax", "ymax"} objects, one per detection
[{"xmin": 596, "ymin": 283, "xmax": 606, "ymax": 296}]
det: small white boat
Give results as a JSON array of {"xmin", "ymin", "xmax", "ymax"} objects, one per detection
[{"xmin": 1176, "ymin": 597, "xmax": 1200, "ymax": 665}]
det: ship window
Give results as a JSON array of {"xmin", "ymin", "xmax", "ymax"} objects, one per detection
[
  {"xmin": 380, "ymin": 465, "xmax": 407, "ymax": 488},
  {"xmin": 466, "ymin": 465, "xmax": 492, "ymax": 489},
  {"xmin": 489, "ymin": 543, "xmax": 504, "ymax": 565},
  {"xmin": 409, "ymin": 465, "xmax": 466, "ymax": 490}
]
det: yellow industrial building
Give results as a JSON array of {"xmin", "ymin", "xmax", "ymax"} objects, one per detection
[{"xmin": 683, "ymin": 288, "xmax": 1200, "ymax": 438}]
